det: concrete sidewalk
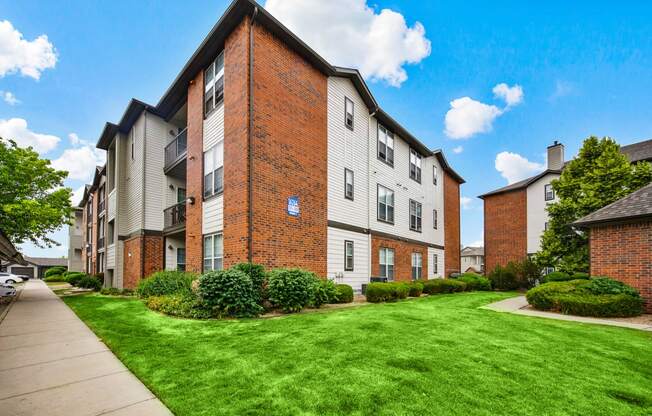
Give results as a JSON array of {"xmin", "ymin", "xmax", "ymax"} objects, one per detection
[
  {"xmin": 484, "ymin": 295, "xmax": 652, "ymax": 331},
  {"xmin": 0, "ymin": 280, "xmax": 172, "ymax": 416}
]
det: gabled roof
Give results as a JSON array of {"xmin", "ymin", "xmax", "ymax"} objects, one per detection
[
  {"xmin": 0, "ymin": 229, "xmax": 26, "ymax": 265},
  {"xmin": 78, "ymin": 165, "xmax": 106, "ymax": 207},
  {"xmin": 461, "ymin": 246, "xmax": 484, "ymax": 256},
  {"xmin": 478, "ymin": 169, "xmax": 561, "ymax": 199},
  {"xmin": 24, "ymin": 256, "xmax": 67, "ymax": 267},
  {"xmin": 97, "ymin": 99, "xmax": 161, "ymax": 150},
  {"xmin": 573, "ymin": 182, "xmax": 652, "ymax": 227},
  {"xmin": 621, "ymin": 139, "xmax": 652, "ymax": 164}
]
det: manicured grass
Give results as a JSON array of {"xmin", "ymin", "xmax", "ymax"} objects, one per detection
[{"xmin": 63, "ymin": 292, "xmax": 652, "ymax": 416}]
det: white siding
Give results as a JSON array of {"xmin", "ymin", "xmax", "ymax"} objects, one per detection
[
  {"xmin": 203, "ymin": 103, "xmax": 224, "ymax": 151},
  {"xmin": 327, "ymin": 227, "xmax": 370, "ymax": 292},
  {"xmin": 202, "ymin": 195, "xmax": 223, "ymax": 234},
  {"xmin": 202, "ymin": 101, "xmax": 225, "ymax": 236},
  {"xmin": 165, "ymin": 176, "xmax": 186, "ymax": 208},
  {"xmin": 165, "ymin": 235, "xmax": 185, "ymax": 271},
  {"xmin": 107, "ymin": 189, "xmax": 117, "ymax": 221},
  {"xmin": 427, "ymin": 247, "xmax": 445, "ymax": 279},
  {"xmin": 121, "ymin": 118, "xmax": 144, "ymax": 235},
  {"xmin": 526, "ymin": 173, "xmax": 560, "ymax": 254},
  {"xmin": 106, "ymin": 243, "xmax": 115, "ymax": 268}
]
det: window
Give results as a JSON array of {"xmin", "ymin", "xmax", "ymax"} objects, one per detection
[
  {"xmin": 433, "ymin": 209, "xmax": 438, "ymax": 230},
  {"xmin": 379, "ymin": 247, "xmax": 394, "ymax": 280},
  {"xmin": 203, "ymin": 233, "xmax": 223, "ymax": 272},
  {"xmin": 433, "ymin": 254, "xmax": 438, "ymax": 275},
  {"xmin": 177, "ymin": 248, "xmax": 186, "ymax": 272},
  {"xmin": 344, "ymin": 240, "xmax": 354, "ymax": 271},
  {"xmin": 544, "ymin": 184, "xmax": 554, "ymax": 201},
  {"xmin": 131, "ymin": 129, "xmax": 135, "ymax": 160},
  {"xmin": 344, "ymin": 168, "xmax": 354, "ymax": 200},
  {"xmin": 203, "ymin": 142, "xmax": 224, "ymax": 198},
  {"xmin": 433, "ymin": 165, "xmax": 438, "ymax": 185},
  {"xmin": 177, "ymin": 188, "xmax": 187, "ymax": 204},
  {"xmin": 409, "ymin": 149, "xmax": 422, "ymax": 183},
  {"xmin": 377, "ymin": 185, "xmax": 395, "ymax": 223},
  {"xmin": 409, "ymin": 200, "xmax": 422, "ymax": 232},
  {"xmin": 204, "ymin": 52, "xmax": 225, "ymax": 117},
  {"xmin": 411, "ymin": 252, "xmax": 422, "ymax": 280},
  {"xmin": 377, "ymin": 124, "xmax": 394, "ymax": 166},
  {"xmin": 345, "ymin": 97, "xmax": 354, "ymax": 130}
]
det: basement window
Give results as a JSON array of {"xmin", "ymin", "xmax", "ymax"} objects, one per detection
[{"xmin": 204, "ymin": 51, "xmax": 225, "ymax": 117}]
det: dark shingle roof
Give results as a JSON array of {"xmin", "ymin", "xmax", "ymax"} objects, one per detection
[
  {"xmin": 621, "ymin": 139, "xmax": 652, "ymax": 163},
  {"xmin": 573, "ymin": 182, "xmax": 652, "ymax": 227},
  {"xmin": 478, "ymin": 170, "xmax": 562, "ymax": 199},
  {"xmin": 461, "ymin": 246, "xmax": 484, "ymax": 256},
  {"xmin": 24, "ymin": 256, "xmax": 68, "ymax": 267}
]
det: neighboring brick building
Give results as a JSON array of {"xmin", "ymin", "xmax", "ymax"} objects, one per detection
[
  {"xmin": 574, "ymin": 182, "xmax": 652, "ymax": 313},
  {"xmin": 74, "ymin": 0, "xmax": 464, "ymax": 291},
  {"xmin": 79, "ymin": 166, "xmax": 107, "ymax": 279}
]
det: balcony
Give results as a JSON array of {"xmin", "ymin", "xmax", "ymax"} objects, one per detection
[
  {"xmin": 164, "ymin": 128, "xmax": 187, "ymax": 178},
  {"xmin": 164, "ymin": 202, "xmax": 186, "ymax": 234}
]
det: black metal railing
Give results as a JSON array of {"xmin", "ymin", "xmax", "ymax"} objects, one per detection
[
  {"xmin": 164, "ymin": 202, "xmax": 186, "ymax": 229},
  {"xmin": 164, "ymin": 128, "xmax": 188, "ymax": 169},
  {"xmin": 97, "ymin": 237, "xmax": 105, "ymax": 250}
]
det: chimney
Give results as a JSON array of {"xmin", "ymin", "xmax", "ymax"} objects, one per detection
[{"xmin": 547, "ymin": 140, "xmax": 564, "ymax": 170}]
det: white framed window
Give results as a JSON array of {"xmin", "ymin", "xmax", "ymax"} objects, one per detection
[
  {"xmin": 177, "ymin": 248, "xmax": 186, "ymax": 271},
  {"xmin": 411, "ymin": 252, "xmax": 422, "ymax": 280},
  {"xmin": 377, "ymin": 124, "xmax": 394, "ymax": 166},
  {"xmin": 377, "ymin": 185, "xmax": 395, "ymax": 224},
  {"xmin": 544, "ymin": 184, "xmax": 554, "ymax": 201},
  {"xmin": 203, "ymin": 233, "xmax": 223, "ymax": 272},
  {"xmin": 379, "ymin": 247, "xmax": 395, "ymax": 280},
  {"xmin": 203, "ymin": 142, "xmax": 224, "ymax": 198},
  {"xmin": 345, "ymin": 97, "xmax": 354, "ymax": 130},
  {"xmin": 344, "ymin": 168, "xmax": 354, "ymax": 200},
  {"xmin": 409, "ymin": 199, "xmax": 422, "ymax": 232},
  {"xmin": 204, "ymin": 51, "xmax": 225, "ymax": 117},
  {"xmin": 433, "ymin": 254, "xmax": 438, "ymax": 275},
  {"xmin": 433, "ymin": 165, "xmax": 438, "ymax": 185},
  {"xmin": 433, "ymin": 209, "xmax": 438, "ymax": 230},
  {"xmin": 344, "ymin": 240, "xmax": 354, "ymax": 271},
  {"xmin": 409, "ymin": 149, "xmax": 422, "ymax": 183}
]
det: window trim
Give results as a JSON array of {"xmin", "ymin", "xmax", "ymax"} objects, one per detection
[
  {"xmin": 409, "ymin": 148, "xmax": 422, "ymax": 184},
  {"xmin": 377, "ymin": 184, "xmax": 395, "ymax": 225},
  {"xmin": 376, "ymin": 124, "xmax": 395, "ymax": 167},
  {"xmin": 433, "ymin": 165, "xmax": 438, "ymax": 185},
  {"xmin": 409, "ymin": 199, "xmax": 422, "ymax": 233},
  {"xmin": 433, "ymin": 253, "xmax": 438, "ymax": 275},
  {"xmin": 379, "ymin": 247, "xmax": 395, "ymax": 281},
  {"xmin": 204, "ymin": 52, "xmax": 225, "ymax": 119},
  {"xmin": 203, "ymin": 144, "xmax": 224, "ymax": 200},
  {"xmin": 344, "ymin": 168, "xmax": 354, "ymax": 201},
  {"xmin": 433, "ymin": 209, "xmax": 438, "ymax": 230},
  {"xmin": 344, "ymin": 240, "xmax": 354, "ymax": 271},
  {"xmin": 544, "ymin": 184, "xmax": 555, "ymax": 201},
  {"xmin": 411, "ymin": 252, "xmax": 422, "ymax": 280},
  {"xmin": 202, "ymin": 233, "xmax": 223, "ymax": 272},
  {"xmin": 344, "ymin": 97, "xmax": 354, "ymax": 130}
]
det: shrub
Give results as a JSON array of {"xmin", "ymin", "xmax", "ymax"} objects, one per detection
[
  {"xmin": 422, "ymin": 279, "xmax": 467, "ymax": 294},
  {"xmin": 512, "ymin": 258, "xmax": 541, "ymax": 288},
  {"xmin": 526, "ymin": 280, "xmax": 585, "ymax": 310},
  {"xmin": 267, "ymin": 268, "xmax": 319, "ymax": 313},
  {"xmin": 488, "ymin": 265, "xmax": 519, "ymax": 290},
  {"xmin": 541, "ymin": 271, "xmax": 572, "ymax": 283},
  {"xmin": 44, "ymin": 266, "xmax": 66, "ymax": 278},
  {"xmin": 232, "ymin": 263, "xmax": 267, "ymax": 303},
  {"xmin": 408, "ymin": 281, "xmax": 424, "ymax": 297},
  {"xmin": 44, "ymin": 274, "xmax": 66, "ymax": 283},
  {"xmin": 100, "ymin": 287, "xmax": 134, "ymax": 296},
  {"xmin": 77, "ymin": 276, "xmax": 102, "ymax": 291},
  {"xmin": 136, "ymin": 271, "xmax": 196, "ymax": 298},
  {"xmin": 334, "ymin": 284, "xmax": 354, "ymax": 303},
  {"xmin": 312, "ymin": 278, "xmax": 338, "ymax": 308},
  {"xmin": 572, "ymin": 272, "xmax": 590, "ymax": 280},
  {"xmin": 365, "ymin": 282, "xmax": 410, "ymax": 302},
  {"xmin": 66, "ymin": 273, "xmax": 87, "ymax": 286},
  {"xmin": 455, "ymin": 273, "xmax": 491, "ymax": 291},
  {"xmin": 145, "ymin": 294, "xmax": 213, "ymax": 319},
  {"xmin": 198, "ymin": 269, "xmax": 263, "ymax": 318},
  {"xmin": 583, "ymin": 277, "xmax": 640, "ymax": 297}
]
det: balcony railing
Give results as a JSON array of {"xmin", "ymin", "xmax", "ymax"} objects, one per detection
[
  {"xmin": 164, "ymin": 128, "xmax": 188, "ymax": 170},
  {"xmin": 164, "ymin": 202, "xmax": 186, "ymax": 230},
  {"xmin": 97, "ymin": 237, "xmax": 105, "ymax": 250}
]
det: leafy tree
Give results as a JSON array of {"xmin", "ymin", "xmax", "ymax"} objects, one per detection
[
  {"xmin": 0, "ymin": 139, "xmax": 73, "ymax": 247},
  {"xmin": 536, "ymin": 136, "xmax": 652, "ymax": 272}
]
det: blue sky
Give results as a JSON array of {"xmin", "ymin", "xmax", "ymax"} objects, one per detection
[{"xmin": 2, "ymin": 0, "xmax": 652, "ymax": 257}]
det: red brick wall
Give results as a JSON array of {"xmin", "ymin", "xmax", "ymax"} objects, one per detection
[
  {"xmin": 589, "ymin": 221, "xmax": 652, "ymax": 313},
  {"xmin": 122, "ymin": 235, "xmax": 164, "ymax": 289},
  {"xmin": 371, "ymin": 235, "xmax": 429, "ymax": 281},
  {"xmin": 444, "ymin": 172, "xmax": 461, "ymax": 277},
  {"xmin": 483, "ymin": 190, "xmax": 527, "ymax": 273},
  {"xmin": 185, "ymin": 66, "xmax": 205, "ymax": 273},
  {"xmin": 249, "ymin": 23, "xmax": 328, "ymax": 276}
]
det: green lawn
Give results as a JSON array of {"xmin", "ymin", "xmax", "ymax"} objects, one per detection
[{"xmin": 63, "ymin": 292, "xmax": 652, "ymax": 416}]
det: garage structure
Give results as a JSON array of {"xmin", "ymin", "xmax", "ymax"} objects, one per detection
[{"xmin": 0, "ymin": 256, "xmax": 67, "ymax": 279}]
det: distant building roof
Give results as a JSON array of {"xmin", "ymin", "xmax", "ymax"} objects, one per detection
[
  {"xmin": 24, "ymin": 256, "xmax": 68, "ymax": 267},
  {"xmin": 461, "ymin": 246, "xmax": 484, "ymax": 256},
  {"xmin": 0, "ymin": 229, "xmax": 26, "ymax": 265},
  {"xmin": 574, "ymin": 182, "xmax": 652, "ymax": 227},
  {"xmin": 621, "ymin": 139, "xmax": 652, "ymax": 163},
  {"xmin": 478, "ymin": 170, "xmax": 561, "ymax": 199}
]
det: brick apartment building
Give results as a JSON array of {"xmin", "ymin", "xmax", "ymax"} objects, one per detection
[
  {"xmin": 75, "ymin": 0, "xmax": 464, "ymax": 291},
  {"xmin": 79, "ymin": 166, "xmax": 106, "ymax": 277}
]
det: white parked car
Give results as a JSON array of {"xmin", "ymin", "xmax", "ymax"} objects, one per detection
[
  {"xmin": 0, "ymin": 273, "xmax": 24, "ymax": 285},
  {"xmin": 0, "ymin": 285, "xmax": 16, "ymax": 297}
]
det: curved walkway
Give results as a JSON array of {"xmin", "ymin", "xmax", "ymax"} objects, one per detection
[
  {"xmin": 0, "ymin": 280, "xmax": 172, "ymax": 416},
  {"xmin": 484, "ymin": 295, "xmax": 652, "ymax": 332}
]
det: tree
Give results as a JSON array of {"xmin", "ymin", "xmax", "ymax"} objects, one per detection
[
  {"xmin": 536, "ymin": 136, "xmax": 652, "ymax": 272},
  {"xmin": 0, "ymin": 139, "xmax": 73, "ymax": 247}
]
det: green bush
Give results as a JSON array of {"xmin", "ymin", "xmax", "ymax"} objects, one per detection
[
  {"xmin": 66, "ymin": 273, "xmax": 87, "ymax": 286},
  {"xmin": 44, "ymin": 274, "xmax": 66, "ymax": 283},
  {"xmin": 100, "ymin": 287, "xmax": 134, "ymax": 296},
  {"xmin": 365, "ymin": 282, "xmax": 409, "ymax": 303},
  {"xmin": 77, "ymin": 276, "xmax": 102, "ymax": 291},
  {"xmin": 455, "ymin": 273, "xmax": 491, "ymax": 291},
  {"xmin": 422, "ymin": 279, "xmax": 466, "ymax": 294},
  {"xmin": 232, "ymin": 263, "xmax": 267, "ymax": 303},
  {"xmin": 408, "ymin": 281, "xmax": 424, "ymax": 297},
  {"xmin": 312, "ymin": 279, "xmax": 338, "ymax": 308},
  {"xmin": 541, "ymin": 271, "xmax": 572, "ymax": 283},
  {"xmin": 583, "ymin": 277, "xmax": 640, "ymax": 297},
  {"xmin": 145, "ymin": 294, "xmax": 213, "ymax": 319},
  {"xmin": 198, "ymin": 269, "xmax": 263, "ymax": 318},
  {"xmin": 266, "ymin": 268, "xmax": 319, "ymax": 313},
  {"xmin": 572, "ymin": 272, "xmax": 590, "ymax": 280},
  {"xmin": 488, "ymin": 265, "xmax": 519, "ymax": 290},
  {"xmin": 44, "ymin": 266, "xmax": 66, "ymax": 278},
  {"xmin": 136, "ymin": 271, "xmax": 197, "ymax": 298},
  {"xmin": 334, "ymin": 284, "xmax": 354, "ymax": 303}
]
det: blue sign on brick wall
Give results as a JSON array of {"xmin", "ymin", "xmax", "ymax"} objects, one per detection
[{"xmin": 287, "ymin": 196, "xmax": 300, "ymax": 217}]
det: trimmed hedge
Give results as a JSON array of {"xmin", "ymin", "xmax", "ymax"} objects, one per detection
[
  {"xmin": 232, "ymin": 263, "xmax": 267, "ymax": 303},
  {"xmin": 145, "ymin": 294, "xmax": 213, "ymax": 319},
  {"xmin": 571, "ymin": 272, "xmax": 590, "ymax": 280},
  {"xmin": 334, "ymin": 284, "xmax": 354, "ymax": 303},
  {"xmin": 408, "ymin": 281, "xmax": 424, "ymax": 297},
  {"xmin": 44, "ymin": 266, "xmax": 66, "ymax": 278},
  {"xmin": 198, "ymin": 268, "xmax": 263, "ymax": 317},
  {"xmin": 541, "ymin": 271, "xmax": 572, "ymax": 283},
  {"xmin": 77, "ymin": 276, "xmax": 102, "ymax": 291},
  {"xmin": 136, "ymin": 271, "xmax": 197, "ymax": 298},
  {"xmin": 66, "ymin": 272, "xmax": 87, "ymax": 286},
  {"xmin": 583, "ymin": 277, "xmax": 640, "ymax": 297},
  {"xmin": 365, "ymin": 282, "xmax": 409, "ymax": 303},
  {"xmin": 100, "ymin": 287, "xmax": 134, "ymax": 296},
  {"xmin": 422, "ymin": 279, "xmax": 466, "ymax": 294},
  {"xmin": 455, "ymin": 273, "xmax": 491, "ymax": 291},
  {"xmin": 312, "ymin": 278, "xmax": 338, "ymax": 308},
  {"xmin": 267, "ymin": 268, "xmax": 319, "ymax": 313},
  {"xmin": 44, "ymin": 275, "xmax": 66, "ymax": 283}
]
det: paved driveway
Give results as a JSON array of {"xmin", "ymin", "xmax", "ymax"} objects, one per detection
[{"xmin": 0, "ymin": 280, "xmax": 172, "ymax": 416}]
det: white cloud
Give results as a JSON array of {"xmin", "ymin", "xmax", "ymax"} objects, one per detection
[
  {"xmin": 452, "ymin": 145, "xmax": 463, "ymax": 154},
  {"xmin": 460, "ymin": 196, "xmax": 474, "ymax": 210},
  {"xmin": 264, "ymin": 0, "xmax": 431, "ymax": 87},
  {"xmin": 0, "ymin": 20, "xmax": 57, "ymax": 79},
  {"xmin": 492, "ymin": 83, "xmax": 523, "ymax": 107},
  {"xmin": 1, "ymin": 91, "xmax": 19, "ymax": 105},
  {"xmin": 71, "ymin": 185, "xmax": 86, "ymax": 206},
  {"xmin": 68, "ymin": 132, "xmax": 89, "ymax": 146},
  {"xmin": 0, "ymin": 118, "xmax": 59, "ymax": 153},
  {"xmin": 444, "ymin": 97, "xmax": 503, "ymax": 139},
  {"xmin": 466, "ymin": 240, "xmax": 483, "ymax": 248},
  {"xmin": 51, "ymin": 142, "xmax": 105, "ymax": 181},
  {"xmin": 549, "ymin": 80, "xmax": 576, "ymax": 101},
  {"xmin": 495, "ymin": 151, "xmax": 545, "ymax": 184}
]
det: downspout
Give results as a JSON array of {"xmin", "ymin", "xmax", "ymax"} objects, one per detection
[
  {"xmin": 141, "ymin": 110, "xmax": 147, "ymax": 279},
  {"xmin": 248, "ymin": 7, "xmax": 258, "ymax": 263},
  {"xmin": 367, "ymin": 107, "xmax": 378, "ymax": 276}
]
